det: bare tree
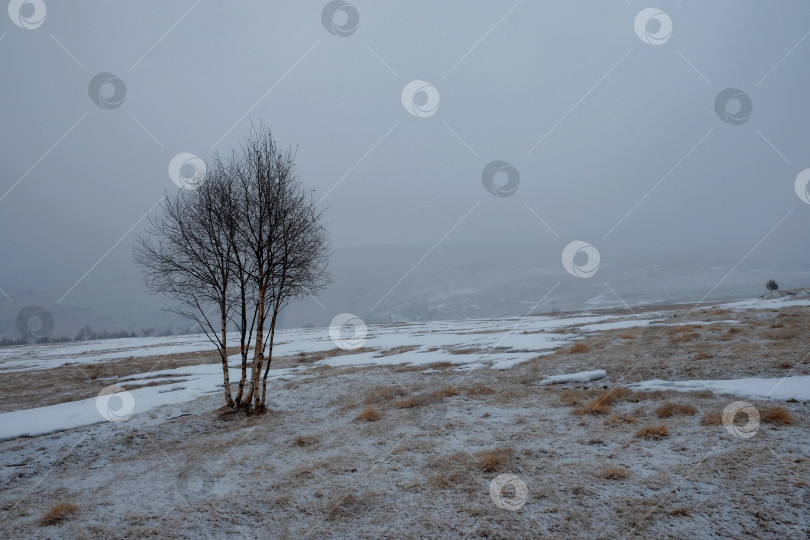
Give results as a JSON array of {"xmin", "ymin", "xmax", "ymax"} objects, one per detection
[
  {"xmin": 134, "ymin": 124, "xmax": 331, "ymax": 413},
  {"xmin": 134, "ymin": 160, "xmax": 238, "ymax": 408}
]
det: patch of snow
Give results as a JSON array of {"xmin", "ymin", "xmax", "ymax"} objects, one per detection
[
  {"xmin": 538, "ymin": 369, "xmax": 607, "ymax": 386},
  {"xmin": 630, "ymin": 375, "xmax": 810, "ymax": 401}
]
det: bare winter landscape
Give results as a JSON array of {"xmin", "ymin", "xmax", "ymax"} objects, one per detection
[{"xmin": 3, "ymin": 1, "xmax": 810, "ymax": 539}]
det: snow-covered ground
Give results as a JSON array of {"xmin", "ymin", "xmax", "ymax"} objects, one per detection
[{"xmin": 0, "ymin": 292, "xmax": 806, "ymax": 442}]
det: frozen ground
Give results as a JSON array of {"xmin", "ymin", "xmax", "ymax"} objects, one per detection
[{"xmin": 0, "ymin": 292, "xmax": 808, "ymax": 538}]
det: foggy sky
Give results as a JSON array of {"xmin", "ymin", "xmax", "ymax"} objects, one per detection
[{"xmin": 2, "ymin": 0, "xmax": 810, "ymax": 306}]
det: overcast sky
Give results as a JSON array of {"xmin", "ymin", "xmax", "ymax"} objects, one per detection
[{"xmin": 2, "ymin": 0, "xmax": 809, "ymax": 296}]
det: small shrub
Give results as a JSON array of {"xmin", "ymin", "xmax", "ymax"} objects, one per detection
[
  {"xmin": 568, "ymin": 343, "xmax": 589, "ymax": 354},
  {"xmin": 41, "ymin": 502, "xmax": 77, "ymax": 526},
  {"xmin": 760, "ymin": 406, "xmax": 795, "ymax": 425},
  {"xmin": 634, "ymin": 425, "xmax": 669, "ymax": 440},
  {"xmin": 655, "ymin": 403, "xmax": 698, "ymax": 418},
  {"xmin": 478, "ymin": 447, "xmax": 513, "ymax": 472},
  {"xmin": 356, "ymin": 407, "xmax": 382, "ymax": 422}
]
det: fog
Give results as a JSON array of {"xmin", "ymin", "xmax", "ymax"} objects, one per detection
[{"xmin": 2, "ymin": 1, "xmax": 809, "ymax": 337}]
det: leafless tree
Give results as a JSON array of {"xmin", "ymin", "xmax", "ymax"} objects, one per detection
[{"xmin": 134, "ymin": 125, "xmax": 331, "ymax": 413}]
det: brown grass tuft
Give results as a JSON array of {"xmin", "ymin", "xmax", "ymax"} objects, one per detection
[
  {"xmin": 573, "ymin": 387, "xmax": 633, "ymax": 415},
  {"xmin": 670, "ymin": 507, "xmax": 691, "ymax": 517},
  {"xmin": 363, "ymin": 386, "xmax": 406, "ymax": 405},
  {"xmin": 700, "ymin": 412, "xmax": 723, "ymax": 426},
  {"xmin": 477, "ymin": 447, "xmax": 514, "ymax": 472},
  {"xmin": 294, "ymin": 435, "xmax": 317, "ymax": 447},
  {"xmin": 432, "ymin": 386, "xmax": 459, "ymax": 398},
  {"xmin": 568, "ymin": 343, "xmax": 589, "ymax": 354},
  {"xmin": 619, "ymin": 333, "xmax": 635, "ymax": 340},
  {"xmin": 40, "ymin": 502, "xmax": 77, "ymax": 526},
  {"xmin": 604, "ymin": 413, "xmax": 638, "ymax": 426},
  {"xmin": 355, "ymin": 406, "xmax": 383, "ymax": 422},
  {"xmin": 599, "ymin": 466, "xmax": 631, "ymax": 480},
  {"xmin": 655, "ymin": 402, "xmax": 698, "ymax": 418},
  {"xmin": 760, "ymin": 406, "xmax": 795, "ymax": 425},
  {"xmin": 634, "ymin": 425, "xmax": 669, "ymax": 440},
  {"xmin": 392, "ymin": 395, "xmax": 421, "ymax": 409},
  {"xmin": 465, "ymin": 385, "xmax": 496, "ymax": 396}
]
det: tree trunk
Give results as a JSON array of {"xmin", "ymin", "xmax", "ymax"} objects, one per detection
[
  {"xmin": 260, "ymin": 305, "xmax": 280, "ymax": 408},
  {"xmin": 220, "ymin": 308, "xmax": 234, "ymax": 408}
]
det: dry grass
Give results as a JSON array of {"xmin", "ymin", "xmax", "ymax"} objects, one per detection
[
  {"xmin": 392, "ymin": 395, "xmax": 421, "ymax": 409},
  {"xmin": 477, "ymin": 447, "xmax": 514, "ymax": 472},
  {"xmin": 363, "ymin": 386, "xmax": 407, "ymax": 405},
  {"xmin": 568, "ymin": 343, "xmax": 589, "ymax": 354},
  {"xmin": 655, "ymin": 402, "xmax": 698, "ymax": 418},
  {"xmin": 465, "ymin": 385, "xmax": 495, "ymax": 396},
  {"xmin": 294, "ymin": 435, "xmax": 317, "ymax": 447},
  {"xmin": 432, "ymin": 386, "xmax": 458, "ymax": 398},
  {"xmin": 670, "ymin": 507, "xmax": 691, "ymax": 517},
  {"xmin": 619, "ymin": 333, "xmax": 635, "ymax": 340},
  {"xmin": 573, "ymin": 387, "xmax": 632, "ymax": 416},
  {"xmin": 672, "ymin": 333, "xmax": 699, "ymax": 343},
  {"xmin": 760, "ymin": 406, "xmax": 795, "ymax": 425},
  {"xmin": 355, "ymin": 406, "xmax": 383, "ymax": 422},
  {"xmin": 693, "ymin": 351, "xmax": 712, "ymax": 360},
  {"xmin": 634, "ymin": 425, "xmax": 669, "ymax": 440},
  {"xmin": 559, "ymin": 389, "xmax": 595, "ymax": 407},
  {"xmin": 599, "ymin": 467, "xmax": 631, "ymax": 480},
  {"xmin": 604, "ymin": 413, "xmax": 638, "ymax": 426},
  {"xmin": 700, "ymin": 412, "xmax": 723, "ymax": 426},
  {"xmin": 428, "ymin": 474, "xmax": 452, "ymax": 488},
  {"xmin": 40, "ymin": 502, "xmax": 77, "ymax": 526}
]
